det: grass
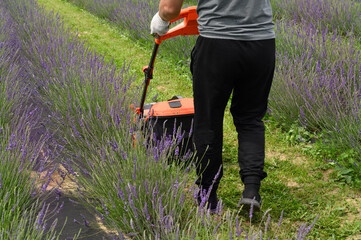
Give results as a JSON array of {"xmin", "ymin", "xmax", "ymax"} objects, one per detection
[{"xmin": 36, "ymin": 0, "xmax": 361, "ymax": 238}]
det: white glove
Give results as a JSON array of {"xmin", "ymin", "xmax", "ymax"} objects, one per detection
[{"xmin": 150, "ymin": 12, "xmax": 169, "ymax": 36}]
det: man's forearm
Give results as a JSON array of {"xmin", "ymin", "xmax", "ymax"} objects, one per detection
[{"xmin": 159, "ymin": 0, "xmax": 184, "ymax": 21}]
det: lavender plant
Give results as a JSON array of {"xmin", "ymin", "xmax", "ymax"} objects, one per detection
[
  {"xmin": 0, "ymin": 2, "xmax": 73, "ymax": 238},
  {"xmin": 272, "ymin": 0, "xmax": 361, "ymax": 38},
  {"xmin": 11, "ymin": 2, "xmax": 196, "ymax": 235},
  {"xmin": 0, "ymin": 126, "xmax": 64, "ymax": 240},
  {"xmin": 271, "ymin": 20, "xmax": 361, "ymax": 171}
]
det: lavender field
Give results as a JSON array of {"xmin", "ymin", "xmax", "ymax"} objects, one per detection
[
  {"xmin": 1, "ymin": 0, "xmax": 360, "ymax": 239},
  {"xmin": 66, "ymin": 0, "xmax": 361, "ymax": 175}
]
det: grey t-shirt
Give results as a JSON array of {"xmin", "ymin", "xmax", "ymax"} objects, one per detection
[{"xmin": 196, "ymin": 0, "xmax": 275, "ymax": 40}]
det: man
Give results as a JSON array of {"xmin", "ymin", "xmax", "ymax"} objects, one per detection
[{"xmin": 150, "ymin": 0, "xmax": 275, "ymax": 211}]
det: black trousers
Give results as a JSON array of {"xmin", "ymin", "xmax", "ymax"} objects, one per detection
[{"xmin": 191, "ymin": 36, "xmax": 275, "ymax": 192}]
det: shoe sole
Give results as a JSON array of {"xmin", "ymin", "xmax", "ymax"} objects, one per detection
[{"xmin": 237, "ymin": 197, "xmax": 261, "ymax": 211}]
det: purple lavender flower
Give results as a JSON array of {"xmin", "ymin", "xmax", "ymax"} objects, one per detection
[
  {"xmin": 128, "ymin": 183, "xmax": 138, "ymax": 200},
  {"xmin": 326, "ymin": 159, "xmax": 342, "ymax": 167},
  {"xmin": 133, "ymin": 156, "xmax": 137, "ymax": 180},
  {"xmin": 101, "ymin": 201, "xmax": 110, "ymax": 216},
  {"xmin": 143, "ymin": 202, "xmax": 151, "ymax": 221},
  {"xmin": 212, "ymin": 220, "xmax": 222, "ymax": 235},
  {"xmin": 144, "ymin": 179, "xmax": 150, "ymax": 195},
  {"xmin": 196, "ymin": 188, "xmax": 206, "ymax": 208},
  {"xmin": 117, "ymin": 185, "xmax": 126, "ymax": 201},
  {"xmin": 128, "ymin": 194, "xmax": 138, "ymax": 218},
  {"xmin": 81, "ymin": 214, "xmax": 90, "ymax": 227},
  {"xmin": 40, "ymin": 177, "xmax": 51, "ymax": 192},
  {"xmin": 37, "ymin": 204, "xmax": 46, "ymax": 228},
  {"xmin": 181, "ymin": 149, "xmax": 192, "ymax": 162},
  {"xmin": 178, "ymin": 194, "xmax": 185, "ymax": 206},
  {"xmin": 108, "ymin": 192, "xmax": 116, "ymax": 209},
  {"xmin": 174, "ymin": 146, "xmax": 179, "ymax": 157},
  {"xmin": 56, "ymin": 201, "xmax": 64, "ymax": 214}
]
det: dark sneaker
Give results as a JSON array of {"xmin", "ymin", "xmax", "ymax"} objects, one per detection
[{"xmin": 237, "ymin": 192, "xmax": 261, "ymax": 210}]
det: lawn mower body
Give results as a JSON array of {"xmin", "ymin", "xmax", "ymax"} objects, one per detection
[
  {"xmin": 136, "ymin": 6, "xmax": 199, "ymax": 155},
  {"xmin": 143, "ymin": 97, "xmax": 194, "ymax": 154}
]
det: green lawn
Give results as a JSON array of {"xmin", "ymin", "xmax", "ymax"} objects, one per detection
[{"xmin": 36, "ymin": 0, "xmax": 361, "ymax": 238}]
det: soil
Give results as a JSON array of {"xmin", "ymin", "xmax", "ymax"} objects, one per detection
[{"xmin": 34, "ymin": 163, "xmax": 117, "ymax": 240}]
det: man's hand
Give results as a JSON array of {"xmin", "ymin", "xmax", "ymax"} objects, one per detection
[{"xmin": 150, "ymin": 12, "xmax": 169, "ymax": 36}]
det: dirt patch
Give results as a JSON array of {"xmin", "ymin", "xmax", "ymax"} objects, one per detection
[
  {"xmin": 266, "ymin": 149, "xmax": 308, "ymax": 166},
  {"xmin": 77, "ymin": 31, "xmax": 91, "ymax": 37},
  {"xmin": 156, "ymin": 85, "xmax": 167, "ymax": 92},
  {"xmin": 322, "ymin": 168, "xmax": 334, "ymax": 182},
  {"xmin": 345, "ymin": 197, "xmax": 361, "ymax": 223},
  {"xmin": 286, "ymin": 179, "xmax": 301, "ymax": 188},
  {"xmin": 30, "ymin": 150, "xmax": 78, "ymax": 193},
  {"xmin": 327, "ymin": 187, "xmax": 342, "ymax": 196},
  {"xmin": 31, "ymin": 164, "xmax": 78, "ymax": 194},
  {"xmin": 347, "ymin": 235, "xmax": 361, "ymax": 240},
  {"xmin": 95, "ymin": 215, "xmax": 122, "ymax": 238}
]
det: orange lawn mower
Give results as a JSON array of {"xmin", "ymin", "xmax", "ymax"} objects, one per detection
[{"xmin": 135, "ymin": 6, "xmax": 199, "ymax": 156}]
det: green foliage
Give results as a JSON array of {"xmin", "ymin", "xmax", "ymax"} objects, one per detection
[
  {"xmin": 284, "ymin": 123, "xmax": 316, "ymax": 144},
  {"xmin": 301, "ymin": 135, "xmax": 361, "ymax": 186}
]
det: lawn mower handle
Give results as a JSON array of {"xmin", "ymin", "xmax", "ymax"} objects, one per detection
[
  {"xmin": 156, "ymin": 6, "xmax": 199, "ymax": 44},
  {"xmin": 137, "ymin": 6, "xmax": 199, "ymax": 116}
]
